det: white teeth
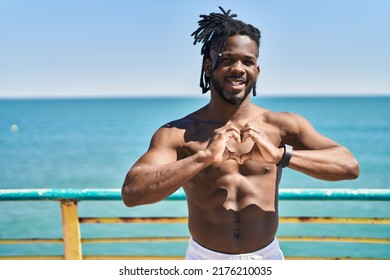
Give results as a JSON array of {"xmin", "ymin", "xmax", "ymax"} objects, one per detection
[{"xmin": 229, "ymin": 80, "xmax": 245, "ymax": 86}]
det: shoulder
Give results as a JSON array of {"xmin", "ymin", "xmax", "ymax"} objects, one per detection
[
  {"xmin": 157, "ymin": 105, "xmax": 209, "ymax": 135},
  {"xmin": 262, "ymin": 109, "xmax": 331, "ymax": 149},
  {"xmin": 263, "ymin": 110, "xmax": 313, "ymax": 135},
  {"xmin": 150, "ymin": 115, "xmax": 198, "ymax": 147}
]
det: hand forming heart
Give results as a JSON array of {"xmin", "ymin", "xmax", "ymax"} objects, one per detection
[
  {"xmin": 225, "ymin": 131, "xmax": 263, "ymax": 165},
  {"xmin": 207, "ymin": 123, "xmax": 281, "ymax": 165},
  {"xmin": 225, "ymin": 142, "xmax": 257, "ymax": 164}
]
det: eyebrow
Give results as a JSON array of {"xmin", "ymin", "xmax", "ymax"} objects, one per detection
[{"xmin": 220, "ymin": 51, "xmax": 257, "ymax": 60}]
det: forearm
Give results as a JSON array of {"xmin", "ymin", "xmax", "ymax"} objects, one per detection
[
  {"xmin": 122, "ymin": 150, "xmax": 212, "ymax": 207},
  {"xmin": 287, "ymin": 146, "xmax": 359, "ymax": 181}
]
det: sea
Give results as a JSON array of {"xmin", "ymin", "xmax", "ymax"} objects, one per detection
[{"xmin": 0, "ymin": 96, "xmax": 389, "ymax": 259}]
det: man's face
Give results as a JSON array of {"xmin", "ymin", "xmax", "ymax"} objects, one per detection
[{"xmin": 206, "ymin": 35, "xmax": 260, "ymax": 105}]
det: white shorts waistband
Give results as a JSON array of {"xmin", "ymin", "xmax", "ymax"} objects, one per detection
[{"xmin": 185, "ymin": 237, "xmax": 284, "ymax": 260}]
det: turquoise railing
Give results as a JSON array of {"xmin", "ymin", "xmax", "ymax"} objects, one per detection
[
  {"xmin": 0, "ymin": 188, "xmax": 389, "ymax": 260},
  {"xmin": 2, "ymin": 188, "xmax": 390, "ymax": 201}
]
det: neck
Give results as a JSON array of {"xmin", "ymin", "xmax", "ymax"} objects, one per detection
[{"xmin": 207, "ymin": 92, "xmax": 252, "ymax": 124}]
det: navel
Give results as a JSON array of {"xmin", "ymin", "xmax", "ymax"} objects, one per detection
[{"xmin": 233, "ymin": 230, "xmax": 241, "ymax": 239}]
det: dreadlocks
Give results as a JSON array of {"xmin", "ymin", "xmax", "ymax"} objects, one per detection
[{"xmin": 191, "ymin": 7, "xmax": 261, "ymax": 96}]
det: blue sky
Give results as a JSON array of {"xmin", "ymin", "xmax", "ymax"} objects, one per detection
[{"xmin": 1, "ymin": 0, "xmax": 389, "ymax": 98}]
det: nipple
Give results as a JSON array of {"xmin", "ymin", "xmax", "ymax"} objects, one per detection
[{"xmin": 262, "ymin": 166, "xmax": 270, "ymax": 175}]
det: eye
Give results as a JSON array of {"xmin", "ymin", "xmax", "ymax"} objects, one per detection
[
  {"xmin": 221, "ymin": 57, "xmax": 232, "ymax": 63},
  {"xmin": 243, "ymin": 59, "xmax": 255, "ymax": 66}
]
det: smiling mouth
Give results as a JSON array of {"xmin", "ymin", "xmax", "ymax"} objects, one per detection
[
  {"xmin": 226, "ymin": 77, "xmax": 246, "ymax": 86},
  {"xmin": 228, "ymin": 80, "xmax": 245, "ymax": 86}
]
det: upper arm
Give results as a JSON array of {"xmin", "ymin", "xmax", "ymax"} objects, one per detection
[
  {"xmin": 132, "ymin": 125, "xmax": 182, "ymax": 169},
  {"xmin": 280, "ymin": 112, "xmax": 340, "ymax": 150}
]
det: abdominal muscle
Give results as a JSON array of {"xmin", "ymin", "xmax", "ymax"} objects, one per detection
[{"xmin": 183, "ymin": 161, "xmax": 280, "ymax": 254}]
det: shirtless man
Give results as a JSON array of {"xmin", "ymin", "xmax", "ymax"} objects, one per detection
[{"xmin": 121, "ymin": 7, "xmax": 359, "ymax": 260}]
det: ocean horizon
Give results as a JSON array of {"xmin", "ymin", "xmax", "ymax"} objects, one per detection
[{"xmin": 1, "ymin": 96, "xmax": 389, "ymax": 258}]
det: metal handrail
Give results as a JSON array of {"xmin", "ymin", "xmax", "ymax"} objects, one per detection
[
  {"xmin": 1, "ymin": 188, "xmax": 390, "ymax": 201},
  {"xmin": 1, "ymin": 188, "xmax": 389, "ymax": 260}
]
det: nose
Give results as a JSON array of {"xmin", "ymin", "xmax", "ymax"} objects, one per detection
[{"xmin": 230, "ymin": 60, "xmax": 245, "ymax": 75}]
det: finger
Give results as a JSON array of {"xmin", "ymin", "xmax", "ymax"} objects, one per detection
[
  {"xmin": 240, "ymin": 152, "xmax": 251, "ymax": 164},
  {"xmin": 240, "ymin": 123, "xmax": 257, "ymax": 142},
  {"xmin": 241, "ymin": 129, "xmax": 257, "ymax": 143},
  {"xmin": 227, "ymin": 149, "xmax": 241, "ymax": 162},
  {"xmin": 240, "ymin": 130, "xmax": 250, "ymax": 143},
  {"xmin": 240, "ymin": 123, "xmax": 255, "ymax": 133},
  {"xmin": 221, "ymin": 147, "xmax": 230, "ymax": 162},
  {"xmin": 214, "ymin": 125, "xmax": 239, "ymax": 141},
  {"xmin": 229, "ymin": 130, "xmax": 242, "ymax": 144},
  {"xmin": 242, "ymin": 127, "xmax": 266, "ymax": 144},
  {"xmin": 225, "ymin": 127, "xmax": 241, "ymax": 143},
  {"xmin": 240, "ymin": 123, "xmax": 250, "ymax": 131}
]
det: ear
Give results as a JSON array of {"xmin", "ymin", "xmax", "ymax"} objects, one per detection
[
  {"xmin": 256, "ymin": 65, "xmax": 260, "ymax": 78},
  {"xmin": 203, "ymin": 58, "xmax": 212, "ymax": 77}
]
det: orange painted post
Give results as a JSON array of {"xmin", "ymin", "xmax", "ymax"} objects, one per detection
[{"xmin": 61, "ymin": 200, "xmax": 82, "ymax": 260}]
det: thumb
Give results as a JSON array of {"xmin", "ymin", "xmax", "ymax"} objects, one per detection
[{"xmin": 239, "ymin": 152, "xmax": 251, "ymax": 164}]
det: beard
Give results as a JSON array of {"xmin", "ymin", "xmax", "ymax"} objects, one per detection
[{"xmin": 210, "ymin": 75, "xmax": 256, "ymax": 106}]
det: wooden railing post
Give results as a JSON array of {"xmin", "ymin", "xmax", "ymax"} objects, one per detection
[{"xmin": 60, "ymin": 200, "xmax": 82, "ymax": 260}]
